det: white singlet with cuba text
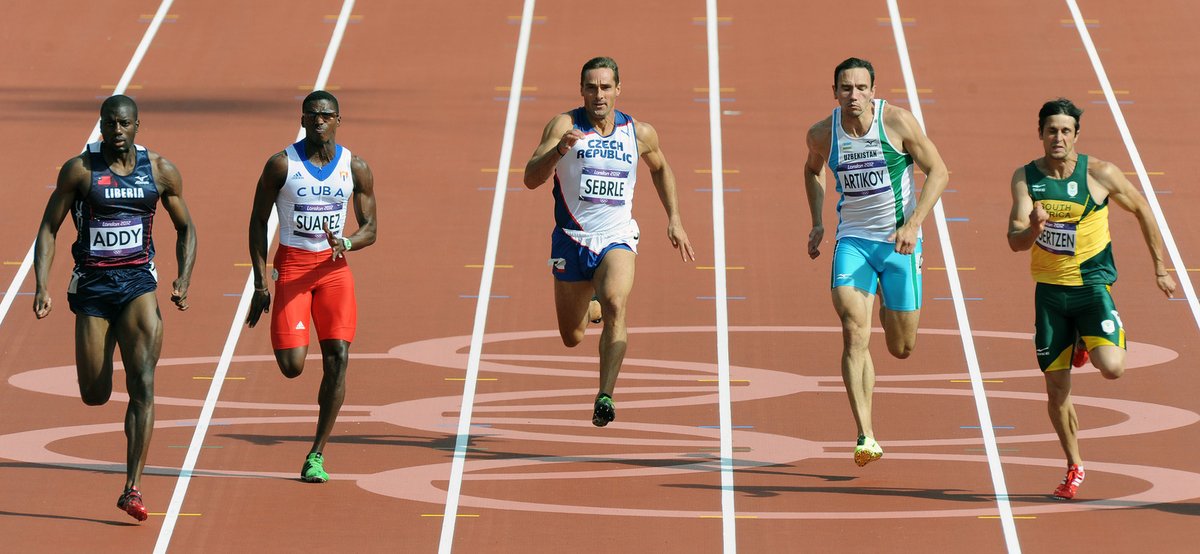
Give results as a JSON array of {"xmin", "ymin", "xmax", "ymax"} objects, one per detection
[{"xmin": 276, "ymin": 141, "xmax": 354, "ymax": 252}]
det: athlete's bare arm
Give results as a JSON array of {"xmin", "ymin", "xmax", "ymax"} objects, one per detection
[
  {"xmin": 324, "ymin": 155, "xmax": 377, "ymax": 259},
  {"xmin": 1088, "ymin": 158, "xmax": 1176, "ymax": 297},
  {"xmin": 884, "ymin": 105, "xmax": 949, "ymax": 255},
  {"xmin": 1007, "ymin": 166, "xmax": 1046, "ymax": 252},
  {"xmin": 803, "ymin": 118, "xmax": 833, "ymax": 259},
  {"xmin": 246, "ymin": 152, "xmax": 288, "ymax": 327},
  {"xmin": 32, "ymin": 155, "xmax": 89, "ymax": 319},
  {"xmin": 152, "ymin": 153, "xmax": 196, "ymax": 311},
  {"xmin": 523, "ymin": 113, "xmax": 580, "ymax": 189},
  {"xmin": 636, "ymin": 121, "xmax": 695, "ymax": 262}
]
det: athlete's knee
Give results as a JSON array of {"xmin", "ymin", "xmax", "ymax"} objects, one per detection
[
  {"xmin": 321, "ymin": 342, "xmax": 350, "ymax": 372},
  {"xmin": 276, "ymin": 350, "xmax": 306, "ymax": 378},
  {"xmin": 886, "ymin": 336, "xmax": 916, "ymax": 359},
  {"xmin": 80, "ymin": 385, "xmax": 111, "ymax": 406},
  {"xmin": 559, "ymin": 327, "xmax": 585, "ymax": 348},
  {"xmin": 1097, "ymin": 364, "xmax": 1124, "ymax": 380}
]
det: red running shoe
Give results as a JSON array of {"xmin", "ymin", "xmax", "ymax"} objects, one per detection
[
  {"xmin": 1071, "ymin": 338, "xmax": 1089, "ymax": 368},
  {"xmin": 117, "ymin": 486, "xmax": 148, "ymax": 522},
  {"xmin": 1053, "ymin": 464, "xmax": 1085, "ymax": 500}
]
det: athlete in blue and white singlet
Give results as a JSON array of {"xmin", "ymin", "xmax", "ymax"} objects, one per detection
[
  {"xmin": 524, "ymin": 57, "xmax": 694, "ymax": 428},
  {"xmin": 803, "ymin": 58, "xmax": 949, "ymax": 467},
  {"xmin": 550, "ymin": 106, "xmax": 642, "ymax": 277},
  {"xmin": 248, "ymin": 90, "xmax": 379, "ymax": 483}
]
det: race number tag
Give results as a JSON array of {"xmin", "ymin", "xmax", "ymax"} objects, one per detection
[
  {"xmin": 293, "ymin": 203, "xmax": 343, "ymax": 239},
  {"xmin": 578, "ymin": 167, "xmax": 628, "ymax": 206},
  {"xmin": 836, "ymin": 159, "xmax": 891, "ymax": 197},
  {"xmin": 89, "ymin": 218, "xmax": 144, "ymax": 257},
  {"xmin": 1036, "ymin": 221, "xmax": 1077, "ymax": 256}
]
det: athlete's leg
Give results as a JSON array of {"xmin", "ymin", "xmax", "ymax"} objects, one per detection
[
  {"xmin": 113, "ymin": 292, "xmax": 163, "ymax": 490},
  {"xmin": 75, "ymin": 315, "xmax": 118, "ymax": 406},
  {"xmin": 554, "ymin": 279, "xmax": 596, "ymax": 347},
  {"xmin": 878, "ymin": 242, "xmax": 922, "ymax": 359},
  {"xmin": 309, "ymin": 338, "xmax": 349, "ymax": 454},
  {"xmin": 1088, "ymin": 346, "xmax": 1125, "ymax": 379},
  {"xmin": 593, "ymin": 248, "xmax": 635, "ymax": 397},
  {"xmin": 833, "ymin": 286, "xmax": 876, "ymax": 438},
  {"xmin": 274, "ymin": 347, "xmax": 308, "ymax": 378},
  {"xmin": 880, "ymin": 308, "xmax": 919, "ymax": 359},
  {"xmin": 1045, "ymin": 369, "xmax": 1081, "ymax": 466}
]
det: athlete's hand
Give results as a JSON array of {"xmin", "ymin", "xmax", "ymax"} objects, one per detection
[
  {"xmin": 808, "ymin": 225, "xmax": 824, "ymax": 259},
  {"xmin": 1157, "ymin": 272, "xmax": 1178, "ymax": 298},
  {"xmin": 33, "ymin": 291, "xmax": 52, "ymax": 319},
  {"xmin": 246, "ymin": 287, "xmax": 270, "ymax": 328},
  {"xmin": 667, "ymin": 219, "xmax": 695, "ymax": 262},
  {"xmin": 557, "ymin": 129, "xmax": 586, "ymax": 155},
  {"xmin": 171, "ymin": 278, "xmax": 190, "ymax": 311},
  {"xmin": 1029, "ymin": 202, "xmax": 1049, "ymax": 235},
  {"xmin": 888, "ymin": 223, "xmax": 919, "ymax": 255},
  {"xmin": 323, "ymin": 223, "xmax": 346, "ymax": 260}
]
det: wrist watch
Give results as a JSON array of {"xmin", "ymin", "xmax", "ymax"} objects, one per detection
[{"xmin": 341, "ymin": 237, "xmax": 352, "ymax": 251}]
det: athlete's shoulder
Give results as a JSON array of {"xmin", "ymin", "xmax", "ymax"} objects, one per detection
[
  {"xmin": 881, "ymin": 102, "xmax": 918, "ymax": 131},
  {"xmin": 807, "ymin": 116, "xmax": 833, "ymax": 144},
  {"xmin": 1083, "ymin": 155, "xmax": 1119, "ymax": 178}
]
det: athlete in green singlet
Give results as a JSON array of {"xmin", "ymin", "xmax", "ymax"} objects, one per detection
[{"xmin": 1007, "ymin": 98, "xmax": 1175, "ymax": 500}]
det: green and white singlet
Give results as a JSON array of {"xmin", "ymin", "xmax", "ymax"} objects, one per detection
[{"xmin": 828, "ymin": 99, "xmax": 917, "ymax": 242}]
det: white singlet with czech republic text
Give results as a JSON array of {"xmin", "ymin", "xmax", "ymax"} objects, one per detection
[
  {"xmin": 552, "ymin": 108, "xmax": 641, "ymax": 252},
  {"xmin": 276, "ymin": 142, "xmax": 354, "ymax": 252},
  {"xmin": 828, "ymin": 99, "xmax": 917, "ymax": 242}
]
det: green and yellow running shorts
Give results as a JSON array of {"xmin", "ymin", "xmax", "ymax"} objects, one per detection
[{"xmin": 1033, "ymin": 283, "xmax": 1125, "ymax": 372}]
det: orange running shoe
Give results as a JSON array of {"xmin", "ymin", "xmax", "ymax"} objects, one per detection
[
  {"xmin": 1071, "ymin": 338, "xmax": 1089, "ymax": 368},
  {"xmin": 1053, "ymin": 464, "xmax": 1085, "ymax": 500},
  {"xmin": 117, "ymin": 486, "xmax": 148, "ymax": 522}
]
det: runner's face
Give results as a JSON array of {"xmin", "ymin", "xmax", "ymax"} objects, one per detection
[
  {"xmin": 1040, "ymin": 114, "xmax": 1078, "ymax": 160},
  {"xmin": 100, "ymin": 106, "xmax": 138, "ymax": 154},
  {"xmin": 833, "ymin": 68, "xmax": 874, "ymax": 117},
  {"xmin": 302, "ymin": 99, "xmax": 340, "ymax": 143},
  {"xmin": 580, "ymin": 68, "xmax": 620, "ymax": 121}
]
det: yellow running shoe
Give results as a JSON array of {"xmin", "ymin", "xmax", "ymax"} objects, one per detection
[{"xmin": 854, "ymin": 436, "xmax": 884, "ymax": 467}]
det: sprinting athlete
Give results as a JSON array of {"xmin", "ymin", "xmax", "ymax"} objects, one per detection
[
  {"xmin": 523, "ymin": 56, "xmax": 695, "ymax": 427},
  {"xmin": 247, "ymin": 90, "xmax": 378, "ymax": 483},
  {"xmin": 803, "ymin": 57, "xmax": 949, "ymax": 466},
  {"xmin": 33, "ymin": 94, "xmax": 197, "ymax": 521},
  {"xmin": 1007, "ymin": 97, "xmax": 1175, "ymax": 500}
]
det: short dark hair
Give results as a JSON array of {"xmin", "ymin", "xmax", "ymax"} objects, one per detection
[
  {"xmin": 1038, "ymin": 98, "xmax": 1082, "ymax": 132},
  {"xmin": 580, "ymin": 56, "xmax": 619, "ymax": 85},
  {"xmin": 834, "ymin": 57, "xmax": 875, "ymax": 87},
  {"xmin": 100, "ymin": 94, "xmax": 138, "ymax": 119},
  {"xmin": 303, "ymin": 90, "xmax": 339, "ymax": 112}
]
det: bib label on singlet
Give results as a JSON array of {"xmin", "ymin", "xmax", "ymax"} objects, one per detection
[
  {"xmin": 1036, "ymin": 221, "xmax": 1077, "ymax": 255},
  {"xmin": 579, "ymin": 167, "xmax": 628, "ymax": 206},
  {"xmin": 837, "ymin": 159, "xmax": 891, "ymax": 197},
  {"xmin": 293, "ymin": 203, "xmax": 344, "ymax": 239},
  {"xmin": 89, "ymin": 219, "xmax": 143, "ymax": 257}
]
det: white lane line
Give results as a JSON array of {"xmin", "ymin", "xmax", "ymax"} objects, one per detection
[
  {"xmin": 152, "ymin": 1, "xmax": 357, "ymax": 552},
  {"xmin": 437, "ymin": 0, "xmax": 536, "ymax": 552},
  {"xmin": 886, "ymin": 2, "xmax": 1021, "ymax": 553},
  {"xmin": 704, "ymin": 0, "xmax": 737, "ymax": 552},
  {"xmin": 1065, "ymin": 0, "xmax": 1200, "ymax": 330},
  {"xmin": 0, "ymin": 0, "xmax": 176, "ymax": 332}
]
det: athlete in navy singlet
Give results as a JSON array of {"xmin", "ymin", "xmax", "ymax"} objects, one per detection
[
  {"xmin": 523, "ymin": 57, "xmax": 695, "ymax": 427},
  {"xmin": 34, "ymin": 95, "xmax": 197, "ymax": 521}
]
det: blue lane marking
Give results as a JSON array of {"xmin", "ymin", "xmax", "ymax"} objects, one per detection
[{"xmin": 945, "ymin": 217, "xmax": 969, "ymax": 222}]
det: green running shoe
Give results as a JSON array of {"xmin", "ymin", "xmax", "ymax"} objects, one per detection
[
  {"xmin": 301, "ymin": 452, "xmax": 328, "ymax": 483},
  {"xmin": 854, "ymin": 436, "xmax": 883, "ymax": 467},
  {"xmin": 592, "ymin": 394, "xmax": 615, "ymax": 427}
]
